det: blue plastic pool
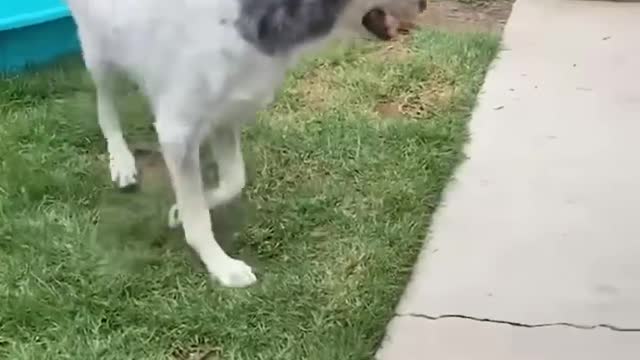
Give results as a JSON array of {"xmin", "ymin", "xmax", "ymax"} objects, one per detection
[{"xmin": 0, "ymin": 0, "xmax": 79, "ymax": 73}]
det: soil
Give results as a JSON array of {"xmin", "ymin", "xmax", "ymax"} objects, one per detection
[{"xmin": 411, "ymin": 0, "xmax": 514, "ymax": 34}]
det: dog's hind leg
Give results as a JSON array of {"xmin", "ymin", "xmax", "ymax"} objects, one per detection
[
  {"xmin": 155, "ymin": 105, "xmax": 256, "ymax": 288},
  {"xmin": 206, "ymin": 125, "xmax": 246, "ymax": 208},
  {"xmin": 86, "ymin": 59, "xmax": 138, "ymax": 189},
  {"xmin": 168, "ymin": 125, "xmax": 246, "ymax": 229}
]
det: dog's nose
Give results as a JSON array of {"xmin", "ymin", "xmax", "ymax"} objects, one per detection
[{"xmin": 418, "ymin": 0, "xmax": 427, "ymax": 12}]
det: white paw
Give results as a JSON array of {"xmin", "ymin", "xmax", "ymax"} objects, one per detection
[
  {"xmin": 211, "ymin": 258, "xmax": 257, "ymax": 288},
  {"xmin": 108, "ymin": 144, "xmax": 137, "ymax": 188}
]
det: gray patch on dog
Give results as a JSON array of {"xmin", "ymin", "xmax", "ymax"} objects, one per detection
[{"xmin": 235, "ymin": 0, "xmax": 351, "ymax": 55}]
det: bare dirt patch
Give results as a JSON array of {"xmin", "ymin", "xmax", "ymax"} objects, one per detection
[
  {"xmin": 382, "ymin": 0, "xmax": 514, "ymax": 36},
  {"xmin": 172, "ymin": 345, "xmax": 222, "ymax": 360},
  {"xmin": 369, "ymin": 36, "xmax": 415, "ymax": 62},
  {"xmin": 416, "ymin": 0, "xmax": 514, "ymax": 34},
  {"xmin": 374, "ymin": 101, "xmax": 404, "ymax": 119},
  {"xmin": 374, "ymin": 64, "xmax": 457, "ymax": 121},
  {"xmin": 295, "ymin": 69, "xmax": 336, "ymax": 112}
]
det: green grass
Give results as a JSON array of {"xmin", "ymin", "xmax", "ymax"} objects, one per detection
[{"xmin": 0, "ymin": 30, "xmax": 498, "ymax": 359}]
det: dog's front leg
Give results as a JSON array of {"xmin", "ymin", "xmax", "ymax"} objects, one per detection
[{"xmin": 155, "ymin": 115, "xmax": 256, "ymax": 288}]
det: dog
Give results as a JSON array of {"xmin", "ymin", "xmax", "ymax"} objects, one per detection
[{"xmin": 65, "ymin": 0, "xmax": 427, "ymax": 288}]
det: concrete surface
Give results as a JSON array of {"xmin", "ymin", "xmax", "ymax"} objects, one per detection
[
  {"xmin": 378, "ymin": 0, "xmax": 640, "ymax": 358},
  {"xmin": 377, "ymin": 316, "xmax": 639, "ymax": 360}
]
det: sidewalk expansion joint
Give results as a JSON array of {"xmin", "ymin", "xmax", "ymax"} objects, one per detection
[{"xmin": 396, "ymin": 313, "xmax": 640, "ymax": 332}]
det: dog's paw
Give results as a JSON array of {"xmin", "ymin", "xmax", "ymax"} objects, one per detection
[
  {"xmin": 108, "ymin": 144, "xmax": 137, "ymax": 188},
  {"xmin": 210, "ymin": 258, "xmax": 257, "ymax": 288}
]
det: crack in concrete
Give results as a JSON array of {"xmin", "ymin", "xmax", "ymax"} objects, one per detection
[{"xmin": 397, "ymin": 313, "xmax": 640, "ymax": 332}]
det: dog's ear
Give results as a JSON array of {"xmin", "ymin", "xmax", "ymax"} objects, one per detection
[{"xmin": 361, "ymin": 7, "xmax": 399, "ymax": 40}]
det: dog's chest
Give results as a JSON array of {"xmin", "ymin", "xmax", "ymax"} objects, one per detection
[
  {"xmin": 207, "ymin": 49, "xmax": 291, "ymax": 123},
  {"xmin": 230, "ymin": 57, "xmax": 287, "ymax": 107}
]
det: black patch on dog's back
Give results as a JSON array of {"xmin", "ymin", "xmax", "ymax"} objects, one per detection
[{"xmin": 236, "ymin": 0, "xmax": 351, "ymax": 55}]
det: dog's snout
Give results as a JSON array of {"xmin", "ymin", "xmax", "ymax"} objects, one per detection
[{"xmin": 418, "ymin": 0, "xmax": 427, "ymax": 13}]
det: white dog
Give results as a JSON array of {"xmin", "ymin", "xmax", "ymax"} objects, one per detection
[{"xmin": 66, "ymin": 0, "xmax": 426, "ymax": 288}]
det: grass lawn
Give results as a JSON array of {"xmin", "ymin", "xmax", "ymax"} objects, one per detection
[{"xmin": 0, "ymin": 29, "xmax": 498, "ymax": 359}]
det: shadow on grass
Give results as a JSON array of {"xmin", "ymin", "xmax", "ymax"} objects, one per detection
[{"xmin": 92, "ymin": 147, "xmax": 262, "ymax": 278}]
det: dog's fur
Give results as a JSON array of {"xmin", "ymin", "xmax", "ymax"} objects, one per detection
[{"xmin": 66, "ymin": 0, "xmax": 426, "ymax": 288}]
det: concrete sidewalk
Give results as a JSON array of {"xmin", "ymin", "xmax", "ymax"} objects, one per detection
[{"xmin": 377, "ymin": 0, "xmax": 640, "ymax": 358}]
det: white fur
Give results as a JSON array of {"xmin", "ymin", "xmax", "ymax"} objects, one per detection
[{"xmin": 66, "ymin": 0, "xmax": 337, "ymax": 288}]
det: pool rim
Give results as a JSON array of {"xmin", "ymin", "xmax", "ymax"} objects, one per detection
[{"xmin": 0, "ymin": 6, "xmax": 71, "ymax": 31}]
